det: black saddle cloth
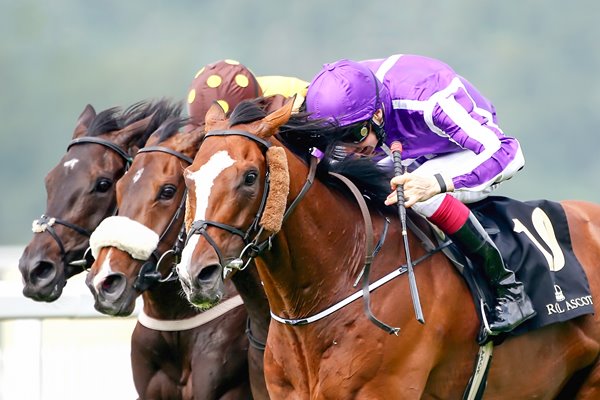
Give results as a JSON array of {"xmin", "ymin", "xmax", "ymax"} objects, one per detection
[{"xmin": 459, "ymin": 196, "xmax": 594, "ymax": 335}]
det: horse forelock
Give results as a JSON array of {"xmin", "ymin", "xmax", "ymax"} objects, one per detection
[
  {"xmin": 154, "ymin": 116, "xmax": 188, "ymax": 144},
  {"xmin": 121, "ymin": 98, "xmax": 184, "ymax": 148},
  {"xmin": 86, "ymin": 107, "xmax": 122, "ymax": 137}
]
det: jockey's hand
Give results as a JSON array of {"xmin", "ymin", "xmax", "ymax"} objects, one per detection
[{"xmin": 384, "ymin": 173, "xmax": 441, "ymax": 208}]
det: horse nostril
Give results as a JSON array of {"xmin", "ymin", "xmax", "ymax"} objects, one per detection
[
  {"xmin": 31, "ymin": 261, "xmax": 55, "ymax": 283},
  {"xmin": 196, "ymin": 264, "xmax": 220, "ymax": 283},
  {"xmin": 100, "ymin": 274, "xmax": 126, "ymax": 297}
]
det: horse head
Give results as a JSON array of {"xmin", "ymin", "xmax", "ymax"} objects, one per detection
[
  {"xmin": 177, "ymin": 97, "xmax": 293, "ymax": 308},
  {"xmin": 18, "ymin": 100, "xmax": 180, "ymax": 302},
  {"xmin": 85, "ymin": 117, "xmax": 201, "ymax": 316}
]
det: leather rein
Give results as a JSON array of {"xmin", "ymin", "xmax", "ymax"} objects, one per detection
[{"xmin": 183, "ymin": 129, "xmax": 447, "ymax": 335}]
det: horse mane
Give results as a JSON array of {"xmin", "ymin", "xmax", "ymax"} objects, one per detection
[
  {"xmin": 228, "ymin": 98, "xmax": 394, "ymax": 212},
  {"xmin": 121, "ymin": 98, "xmax": 184, "ymax": 148}
]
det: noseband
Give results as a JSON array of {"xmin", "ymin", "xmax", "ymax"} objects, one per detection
[
  {"xmin": 186, "ymin": 129, "xmax": 318, "ymax": 278},
  {"xmin": 32, "ymin": 137, "xmax": 133, "ymax": 269},
  {"xmin": 131, "ymin": 146, "xmax": 193, "ymax": 291}
]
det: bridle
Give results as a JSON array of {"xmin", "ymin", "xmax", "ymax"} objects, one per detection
[
  {"xmin": 32, "ymin": 137, "xmax": 133, "ymax": 269},
  {"xmin": 186, "ymin": 129, "xmax": 318, "ymax": 279},
  {"xmin": 131, "ymin": 145, "xmax": 193, "ymax": 291}
]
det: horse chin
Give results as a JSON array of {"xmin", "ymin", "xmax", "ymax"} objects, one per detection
[
  {"xmin": 23, "ymin": 283, "xmax": 64, "ymax": 303},
  {"xmin": 190, "ymin": 298, "xmax": 221, "ymax": 311},
  {"xmin": 183, "ymin": 282, "xmax": 225, "ymax": 310},
  {"xmin": 93, "ymin": 296, "xmax": 136, "ymax": 317},
  {"xmin": 22, "ymin": 279, "xmax": 65, "ymax": 302}
]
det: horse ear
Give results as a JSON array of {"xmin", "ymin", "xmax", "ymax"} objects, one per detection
[
  {"xmin": 72, "ymin": 104, "xmax": 96, "ymax": 138},
  {"xmin": 112, "ymin": 115, "xmax": 153, "ymax": 149},
  {"xmin": 177, "ymin": 125, "xmax": 205, "ymax": 157},
  {"xmin": 262, "ymin": 94, "xmax": 288, "ymax": 114},
  {"xmin": 256, "ymin": 96, "xmax": 295, "ymax": 138},
  {"xmin": 205, "ymin": 102, "xmax": 226, "ymax": 131}
]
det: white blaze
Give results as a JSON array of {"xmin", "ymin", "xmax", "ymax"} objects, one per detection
[
  {"xmin": 132, "ymin": 168, "xmax": 144, "ymax": 183},
  {"xmin": 177, "ymin": 150, "xmax": 234, "ymax": 281},
  {"xmin": 92, "ymin": 249, "xmax": 114, "ymax": 292},
  {"xmin": 63, "ymin": 158, "xmax": 79, "ymax": 170}
]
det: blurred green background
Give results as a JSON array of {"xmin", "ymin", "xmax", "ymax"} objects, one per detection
[{"xmin": 2, "ymin": 0, "xmax": 599, "ymax": 244}]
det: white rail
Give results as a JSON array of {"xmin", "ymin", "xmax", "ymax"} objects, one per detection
[{"xmin": 0, "ymin": 246, "xmax": 138, "ymax": 400}]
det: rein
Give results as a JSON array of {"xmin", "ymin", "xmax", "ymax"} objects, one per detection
[
  {"xmin": 130, "ymin": 146, "xmax": 193, "ymax": 291},
  {"xmin": 32, "ymin": 137, "xmax": 133, "ymax": 269},
  {"xmin": 186, "ymin": 128, "xmax": 438, "ymax": 334},
  {"xmin": 329, "ymin": 172, "xmax": 399, "ymax": 334},
  {"xmin": 270, "ymin": 241, "xmax": 451, "ymax": 326}
]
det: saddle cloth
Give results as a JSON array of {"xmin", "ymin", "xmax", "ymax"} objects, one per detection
[{"xmin": 461, "ymin": 196, "xmax": 594, "ymax": 334}]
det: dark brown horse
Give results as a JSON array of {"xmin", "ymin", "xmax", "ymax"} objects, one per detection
[
  {"xmin": 178, "ymin": 98, "xmax": 600, "ymax": 399},
  {"xmin": 19, "ymin": 100, "xmax": 178, "ymax": 302},
  {"xmin": 85, "ymin": 118, "xmax": 253, "ymax": 399}
]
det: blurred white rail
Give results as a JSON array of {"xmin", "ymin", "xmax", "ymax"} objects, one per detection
[{"xmin": 0, "ymin": 246, "xmax": 139, "ymax": 400}]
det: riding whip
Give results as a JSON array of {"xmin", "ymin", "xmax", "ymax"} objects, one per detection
[{"xmin": 391, "ymin": 141, "xmax": 425, "ymax": 324}]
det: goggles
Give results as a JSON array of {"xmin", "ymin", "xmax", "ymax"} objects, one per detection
[
  {"xmin": 345, "ymin": 120, "xmax": 371, "ymax": 144},
  {"xmin": 344, "ymin": 117, "xmax": 385, "ymax": 144}
]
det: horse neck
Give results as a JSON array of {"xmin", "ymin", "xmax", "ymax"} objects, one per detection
[
  {"xmin": 256, "ymin": 151, "xmax": 368, "ymax": 318},
  {"xmin": 141, "ymin": 280, "xmax": 197, "ymax": 320},
  {"xmin": 231, "ymin": 265, "xmax": 270, "ymax": 342}
]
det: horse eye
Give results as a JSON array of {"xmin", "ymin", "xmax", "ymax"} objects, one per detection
[
  {"xmin": 159, "ymin": 184, "xmax": 177, "ymax": 200},
  {"xmin": 244, "ymin": 172, "xmax": 258, "ymax": 186},
  {"xmin": 94, "ymin": 178, "xmax": 113, "ymax": 193}
]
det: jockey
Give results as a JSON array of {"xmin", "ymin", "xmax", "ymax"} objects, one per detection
[
  {"xmin": 186, "ymin": 59, "xmax": 308, "ymax": 126},
  {"xmin": 305, "ymin": 54, "xmax": 536, "ymax": 335}
]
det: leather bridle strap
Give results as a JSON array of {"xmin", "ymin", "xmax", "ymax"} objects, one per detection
[
  {"xmin": 186, "ymin": 130, "xmax": 319, "ymax": 276},
  {"xmin": 282, "ymin": 156, "xmax": 318, "ymax": 222},
  {"xmin": 33, "ymin": 137, "xmax": 133, "ymax": 268},
  {"xmin": 67, "ymin": 137, "xmax": 133, "ymax": 167},
  {"xmin": 137, "ymin": 146, "xmax": 194, "ymax": 164},
  {"xmin": 186, "ymin": 130, "xmax": 272, "ymax": 266},
  {"xmin": 31, "ymin": 215, "xmax": 92, "ymax": 258},
  {"xmin": 130, "ymin": 145, "xmax": 194, "ymax": 291}
]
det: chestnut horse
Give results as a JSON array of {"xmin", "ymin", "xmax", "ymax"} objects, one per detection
[
  {"xmin": 19, "ymin": 99, "xmax": 178, "ymax": 301},
  {"xmin": 177, "ymin": 98, "xmax": 600, "ymax": 399},
  {"xmin": 86, "ymin": 118, "xmax": 254, "ymax": 399}
]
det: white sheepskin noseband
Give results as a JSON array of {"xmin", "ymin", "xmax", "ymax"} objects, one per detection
[{"xmin": 90, "ymin": 216, "xmax": 159, "ymax": 260}]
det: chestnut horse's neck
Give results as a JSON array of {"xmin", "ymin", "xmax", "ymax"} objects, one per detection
[{"xmin": 256, "ymin": 147, "xmax": 374, "ymax": 320}]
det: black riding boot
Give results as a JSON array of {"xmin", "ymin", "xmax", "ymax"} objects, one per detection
[{"xmin": 448, "ymin": 212, "xmax": 536, "ymax": 334}]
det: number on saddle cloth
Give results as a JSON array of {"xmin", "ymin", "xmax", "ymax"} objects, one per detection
[{"xmin": 448, "ymin": 196, "xmax": 595, "ymax": 341}]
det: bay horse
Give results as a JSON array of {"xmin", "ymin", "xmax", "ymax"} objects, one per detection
[
  {"xmin": 177, "ymin": 98, "xmax": 600, "ymax": 399},
  {"xmin": 85, "ymin": 117, "xmax": 254, "ymax": 399},
  {"xmin": 19, "ymin": 99, "xmax": 180, "ymax": 302}
]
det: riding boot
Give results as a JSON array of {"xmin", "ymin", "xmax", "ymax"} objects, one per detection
[{"xmin": 448, "ymin": 211, "xmax": 536, "ymax": 334}]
